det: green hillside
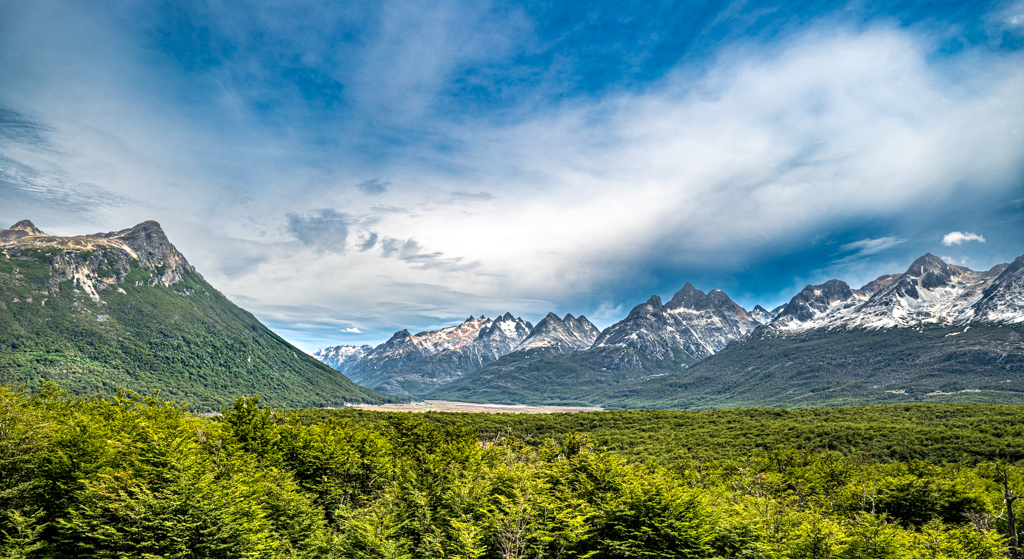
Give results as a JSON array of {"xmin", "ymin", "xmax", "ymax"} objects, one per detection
[
  {"xmin": 0, "ymin": 244, "xmax": 400, "ymax": 410},
  {"xmin": 428, "ymin": 345, "xmax": 698, "ymax": 405}
]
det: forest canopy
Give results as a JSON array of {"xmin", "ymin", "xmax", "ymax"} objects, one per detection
[{"xmin": 1, "ymin": 384, "xmax": 1022, "ymax": 558}]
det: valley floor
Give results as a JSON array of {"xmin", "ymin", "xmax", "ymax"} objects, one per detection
[{"xmin": 347, "ymin": 398, "xmax": 603, "ymax": 413}]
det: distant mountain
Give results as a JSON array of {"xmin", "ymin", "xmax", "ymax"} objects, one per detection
[
  {"xmin": 756, "ymin": 254, "xmax": 1020, "ymax": 335},
  {"xmin": 427, "ymin": 283, "xmax": 751, "ymax": 404},
  {"xmin": 593, "ymin": 283, "xmax": 757, "ymax": 360},
  {"xmin": 599, "ymin": 323, "xmax": 1024, "ymax": 409},
  {"xmin": 312, "ymin": 344, "xmax": 373, "ymax": 373},
  {"xmin": 0, "ymin": 220, "xmax": 398, "ymax": 410},
  {"xmin": 750, "ymin": 304, "xmax": 782, "ymax": 325},
  {"xmin": 515, "ymin": 313, "xmax": 600, "ymax": 354},
  {"xmin": 341, "ymin": 313, "xmax": 533, "ymax": 396},
  {"xmin": 432, "ymin": 252, "xmax": 1024, "ymax": 409}
]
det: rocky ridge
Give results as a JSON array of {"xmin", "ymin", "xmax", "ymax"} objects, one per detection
[
  {"xmin": 757, "ymin": 254, "xmax": 1024, "ymax": 335},
  {"xmin": 0, "ymin": 219, "xmax": 195, "ymax": 302}
]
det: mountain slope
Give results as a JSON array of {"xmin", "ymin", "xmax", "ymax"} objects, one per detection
[
  {"xmin": 0, "ymin": 220, "xmax": 398, "ymax": 410},
  {"xmin": 427, "ymin": 344, "xmax": 696, "ymax": 405},
  {"xmin": 970, "ymin": 255, "xmax": 1024, "ymax": 324}
]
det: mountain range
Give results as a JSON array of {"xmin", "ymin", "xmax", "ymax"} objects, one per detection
[
  {"xmin": 0, "ymin": 220, "xmax": 399, "ymax": 410},
  {"xmin": 3, "ymin": 216, "xmax": 1021, "ymax": 411},
  {"xmin": 316, "ymin": 252, "xmax": 1024, "ymax": 408}
]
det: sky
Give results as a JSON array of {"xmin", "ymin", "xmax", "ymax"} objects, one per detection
[{"xmin": 1, "ymin": 0, "xmax": 1023, "ymax": 352}]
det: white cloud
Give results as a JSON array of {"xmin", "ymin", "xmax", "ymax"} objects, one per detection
[
  {"xmin": 830, "ymin": 237, "xmax": 905, "ymax": 267},
  {"xmin": 342, "ymin": 327, "xmax": 362, "ymax": 333},
  {"xmin": 942, "ymin": 231, "xmax": 986, "ymax": 246},
  {"xmin": 839, "ymin": 237, "xmax": 905, "ymax": 257}
]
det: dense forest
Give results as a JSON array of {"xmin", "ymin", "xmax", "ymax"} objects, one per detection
[{"xmin": 2, "ymin": 385, "xmax": 1023, "ymax": 558}]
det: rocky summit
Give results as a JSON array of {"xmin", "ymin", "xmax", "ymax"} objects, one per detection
[
  {"xmin": 592, "ymin": 283, "xmax": 757, "ymax": 360},
  {"xmin": 514, "ymin": 313, "xmax": 600, "ymax": 354}
]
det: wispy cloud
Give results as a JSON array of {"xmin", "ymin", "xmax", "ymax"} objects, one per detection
[
  {"xmin": 942, "ymin": 231, "xmax": 986, "ymax": 246},
  {"xmin": 0, "ymin": 105, "xmax": 54, "ymax": 149},
  {"xmin": 839, "ymin": 237, "xmax": 905, "ymax": 257}
]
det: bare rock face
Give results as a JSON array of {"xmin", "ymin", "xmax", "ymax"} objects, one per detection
[
  {"xmin": 0, "ymin": 219, "xmax": 46, "ymax": 242},
  {"xmin": 593, "ymin": 283, "xmax": 756, "ymax": 360},
  {"xmin": 102, "ymin": 221, "xmax": 193, "ymax": 286},
  {"xmin": 0, "ymin": 219, "xmax": 196, "ymax": 302}
]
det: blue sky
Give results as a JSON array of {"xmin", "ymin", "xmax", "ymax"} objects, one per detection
[{"xmin": 1, "ymin": 0, "xmax": 1023, "ymax": 351}]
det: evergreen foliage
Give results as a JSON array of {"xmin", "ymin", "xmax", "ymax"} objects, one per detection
[{"xmin": 1, "ymin": 385, "xmax": 1021, "ymax": 558}]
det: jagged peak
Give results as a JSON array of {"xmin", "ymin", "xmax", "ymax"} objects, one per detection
[
  {"xmin": 388, "ymin": 329, "xmax": 413, "ymax": 341},
  {"xmin": 10, "ymin": 220, "xmax": 45, "ymax": 235},
  {"xmin": 500, "ymin": 311, "xmax": 515, "ymax": 321},
  {"xmin": 563, "ymin": 313, "xmax": 576, "ymax": 322},
  {"xmin": 107, "ymin": 220, "xmax": 166, "ymax": 240},
  {"xmin": 645, "ymin": 295, "xmax": 663, "ymax": 308},
  {"xmin": 789, "ymin": 279, "xmax": 853, "ymax": 303},
  {"xmin": 666, "ymin": 282, "xmax": 701, "ymax": 307},
  {"xmin": 666, "ymin": 282, "xmax": 741, "ymax": 312},
  {"xmin": 904, "ymin": 253, "xmax": 952, "ymax": 277}
]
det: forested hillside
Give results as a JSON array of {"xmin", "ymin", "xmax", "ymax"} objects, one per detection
[{"xmin": 3, "ymin": 384, "xmax": 1021, "ymax": 558}]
